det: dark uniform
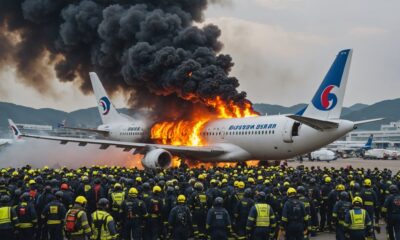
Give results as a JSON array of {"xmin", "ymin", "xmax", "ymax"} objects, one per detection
[
  {"xmin": 120, "ymin": 190, "xmax": 147, "ymax": 240},
  {"xmin": 189, "ymin": 183, "xmax": 209, "ymax": 240},
  {"xmin": 281, "ymin": 189, "xmax": 307, "ymax": 240},
  {"xmin": 234, "ymin": 188, "xmax": 254, "ymax": 239},
  {"xmin": 332, "ymin": 193, "xmax": 351, "ymax": 240},
  {"xmin": 206, "ymin": 197, "xmax": 232, "ymax": 240},
  {"xmin": 16, "ymin": 197, "xmax": 37, "ymax": 240},
  {"xmin": 382, "ymin": 185, "xmax": 400, "ymax": 240},
  {"xmin": 168, "ymin": 198, "xmax": 192, "ymax": 240},
  {"xmin": 0, "ymin": 195, "xmax": 19, "ymax": 240},
  {"xmin": 144, "ymin": 186, "xmax": 164, "ymax": 240},
  {"xmin": 246, "ymin": 200, "xmax": 276, "ymax": 239},
  {"xmin": 41, "ymin": 195, "xmax": 67, "ymax": 240}
]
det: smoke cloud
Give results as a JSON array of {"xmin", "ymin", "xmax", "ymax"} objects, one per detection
[
  {"xmin": 0, "ymin": 139, "xmax": 143, "ymax": 169},
  {"xmin": 0, "ymin": 0, "xmax": 251, "ymax": 120}
]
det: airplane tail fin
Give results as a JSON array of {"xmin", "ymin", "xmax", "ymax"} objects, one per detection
[
  {"xmin": 89, "ymin": 72, "xmax": 128, "ymax": 124},
  {"xmin": 364, "ymin": 134, "xmax": 373, "ymax": 149},
  {"xmin": 8, "ymin": 119, "xmax": 22, "ymax": 141},
  {"xmin": 297, "ymin": 49, "xmax": 353, "ymax": 119}
]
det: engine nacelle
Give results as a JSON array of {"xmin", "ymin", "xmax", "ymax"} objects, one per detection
[{"xmin": 141, "ymin": 149, "xmax": 172, "ymax": 169}]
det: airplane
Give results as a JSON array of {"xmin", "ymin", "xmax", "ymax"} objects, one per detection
[
  {"xmin": 61, "ymin": 72, "xmax": 148, "ymax": 142},
  {"xmin": 0, "ymin": 119, "xmax": 24, "ymax": 147},
  {"xmin": 19, "ymin": 49, "xmax": 383, "ymax": 169},
  {"xmin": 309, "ymin": 149, "xmax": 337, "ymax": 162},
  {"xmin": 328, "ymin": 134, "xmax": 373, "ymax": 151}
]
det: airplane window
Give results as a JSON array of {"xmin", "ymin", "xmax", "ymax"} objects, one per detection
[
  {"xmin": 262, "ymin": 131, "xmax": 264, "ymax": 134},
  {"xmin": 272, "ymin": 130, "xmax": 275, "ymax": 134},
  {"xmin": 269, "ymin": 130, "xmax": 271, "ymax": 134}
]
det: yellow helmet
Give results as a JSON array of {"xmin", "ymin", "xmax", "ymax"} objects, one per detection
[
  {"xmin": 287, "ymin": 187, "xmax": 297, "ymax": 196},
  {"xmin": 221, "ymin": 179, "xmax": 228, "ymax": 184},
  {"xmin": 29, "ymin": 179, "xmax": 36, "ymax": 185},
  {"xmin": 75, "ymin": 196, "xmax": 87, "ymax": 205},
  {"xmin": 177, "ymin": 194, "xmax": 186, "ymax": 203},
  {"xmin": 128, "ymin": 187, "xmax": 139, "ymax": 197},
  {"xmin": 352, "ymin": 196, "xmax": 363, "ymax": 205},
  {"xmin": 257, "ymin": 176, "xmax": 263, "ymax": 181},
  {"xmin": 12, "ymin": 171, "xmax": 18, "ymax": 177},
  {"xmin": 135, "ymin": 177, "xmax": 142, "ymax": 182},
  {"xmin": 325, "ymin": 176, "xmax": 332, "ymax": 183},
  {"xmin": 233, "ymin": 181, "xmax": 239, "ymax": 188},
  {"xmin": 237, "ymin": 181, "xmax": 245, "ymax": 189},
  {"xmin": 114, "ymin": 183, "xmax": 122, "ymax": 189},
  {"xmin": 336, "ymin": 184, "xmax": 345, "ymax": 191},
  {"xmin": 248, "ymin": 178, "xmax": 255, "ymax": 184},
  {"xmin": 350, "ymin": 180, "xmax": 355, "ymax": 187},
  {"xmin": 264, "ymin": 179, "xmax": 270, "ymax": 184},
  {"xmin": 283, "ymin": 181, "xmax": 290, "ymax": 187},
  {"xmin": 364, "ymin": 179, "xmax": 372, "ymax": 187},
  {"xmin": 153, "ymin": 185, "xmax": 162, "ymax": 193}
]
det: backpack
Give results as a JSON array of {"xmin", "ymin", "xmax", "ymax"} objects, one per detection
[
  {"xmin": 290, "ymin": 200, "xmax": 303, "ymax": 221},
  {"xmin": 176, "ymin": 206, "xmax": 188, "ymax": 226},
  {"xmin": 65, "ymin": 209, "xmax": 81, "ymax": 232},
  {"xmin": 151, "ymin": 199, "xmax": 160, "ymax": 214},
  {"xmin": 18, "ymin": 205, "xmax": 27, "ymax": 217}
]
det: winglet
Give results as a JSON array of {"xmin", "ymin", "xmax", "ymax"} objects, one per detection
[{"xmin": 8, "ymin": 119, "xmax": 22, "ymax": 140}]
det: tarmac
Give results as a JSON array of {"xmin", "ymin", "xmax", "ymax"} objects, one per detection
[{"xmin": 288, "ymin": 157, "xmax": 396, "ymax": 240}]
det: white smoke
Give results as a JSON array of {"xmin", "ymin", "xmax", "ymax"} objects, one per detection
[{"xmin": 0, "ymin": 139, "xmax": 143, "ymax": 169}]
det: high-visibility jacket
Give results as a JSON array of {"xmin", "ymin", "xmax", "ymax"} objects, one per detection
[
  {"xmin": 0, "ymin": 206, "xmax": 18, "ymax": 230},
  {"xmin": 344, "ymin": 208, "xmax": 371, "ymax": 231},
  {"xmin": 110, "ymin": 192, "xmax": 125, "ymax": 212},
  {"xmin": 91, "ymin": 210, "xmax": 118, "ymax": 240},
  {"xmin": 246, "ymin": 203, "xmax": 276, "ymax": 230}
]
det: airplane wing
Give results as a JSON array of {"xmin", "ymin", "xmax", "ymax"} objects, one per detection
[
  {"xmin": 63, "ymin": 126, "xmax": 110, "ymax": 136},
  {"xmin": 22, "ymin": 134, "xmax": 225, "ymax": 156},
  {"xmin": 287, "ymin": 115, "xmax": 339, "ymax": 131}
]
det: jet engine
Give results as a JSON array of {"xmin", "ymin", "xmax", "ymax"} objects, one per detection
[{"xmin": 141, "ymin": 149, "xmax": 172, "ymax": 169}]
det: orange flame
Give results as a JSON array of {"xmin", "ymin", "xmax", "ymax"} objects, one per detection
[{"xmin": 150, "ymin": 96, "xmax": 259, "ymax": 169}]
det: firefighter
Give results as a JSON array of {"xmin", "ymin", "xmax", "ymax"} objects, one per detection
[
  {"xmin": 91, "ymin": 198, "xmax": 118, "ymax": 240},
  {"xmin": 120, "ymin": 187, "xmax": 147, "ymax": 240},
  {"xmin": 297, "ymin": 186, "xmax": 311, "ymax": 239},
  {"xmin": 344, "ymin": 196, "xmax": 372, "ymax": 240},
  {"xmin": 64, "ymin": 196, "xmax": 92, "ymax": 240},
  {"xmin": 281, "ymin": 187, "xmax": 307, "ymax": 240},
  {"xmin": 0, "ymin": 195, "xmax": 19, "ymax": 240},
  {"xmin": 15, "ymin": 192, "xmax": 37, "ymax": 240},
  {"xmin": 60, "ymin": 183, "xmax": 75, "ymax": 210},
  {"xmin": 307, "ymin": 178, "xmax": 320, "ymax": 236},
  {"xmin": 41, "ymin": 191, "xmax": 67, "ymax": 240},
  {"xmin": 234, "ymin": 188, "xmax": 254, "ymax": 239},
  {"xmin": 332, "ymin": 191, "xmax": 351, "ymax": 240},
  {"xmin": 144, "ymin": 185, "xmax": 164, "ymax": 240},
  {"xmin": 109, "ymin": 183, "xmax": 125, "ymax": 224},
  {"xmin": 320, "ymin": 176, "xmax": 333, "ymax": 231},
  {"xmin": 168, "ymin": 194, "xmax": 193, "ymax": 240},
  {"xmin": 360, "ymin": 178, "xmax": 379, "ymax": 235},
  {"xmin": 206, "ymin": 197, "xmax": 232, "ymax": 240},
  {"xmin": 382, "ymin": 185, "xmax": 400, "ymax": 240},
  {"xmin": 246, "ymin": 192, "xmax": 276, "ymax": 240},
  {"xmin": 189, "ymin": 182, "xmax": 209, "ymax": 240}
]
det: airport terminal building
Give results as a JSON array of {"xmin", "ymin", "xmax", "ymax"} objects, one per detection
[{"xmin": 346, "ymin": 121, "xmax": 400, "ymax": 148}]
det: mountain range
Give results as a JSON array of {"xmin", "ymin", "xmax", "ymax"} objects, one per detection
[{"xmin": 0, "ymin": 98, "xmax": 398, "ymax": 136}]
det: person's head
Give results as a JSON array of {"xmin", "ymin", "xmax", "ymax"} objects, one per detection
[
  {"xmin": 352, "ymin": 196, "xmax": 363, "ymax": 208},
  {"xmin": 97, "ymin": 198, "xmax": 109, "ymax": 210},
  {"xmin": 128, "ymin": 187, "xmax": 139, "ymax": 198},
  {"xmin": 177, "ymin": 195, "xmax": 186, "ymax": 204},
  {"xmin": 194, "ymin": 182, "xmax": 204, "ymax": 191},
  {"xmin": 256, "ymin": 192, "xmax": 266, "ymax": 203},
  {"xmin": 153, "ymin": 185, "xmax": 162, "ymax": 195},
  {"xmin": 244, "ymin": 188, "xmax": 253, "ymax": 198},
  {"xmin": 214, "ymin": 197, "xmax": 223, "ymax": 207},
  {"xmin": 0, "ymin": 195, "xmax": 11, "ymax": 205},
  {"xmin": 55, "ymin": 191, "xmax": 64, "ymax": 201},
  {"xmin": 20, "ymin": 192, "xmax": 31, "ymax": 202},
  {"xmin": 75, "ymin": 196, "xmax": 87, "ymax": 208},
  {"xmin": 364, "ymin": 179, "xmax": 372, "ymax": 188},
  {"xmin": 389, "ymin": 185, "xmax": 399, "ymax": 194},
  {"xmin": 339, "ymin": 191, "xmax": 349, "ymax": 201},
  {"xmin": 296, "ymin": 186, "xmax": 305, "ymax": 196},
  {"xmin": 287, "ymin": 187, "xmax": 297, "ymax": 198}
]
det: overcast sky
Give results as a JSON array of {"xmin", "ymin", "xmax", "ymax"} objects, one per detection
[{"xmin": 1, "ymin": 0, "xmax": 399, "ymax": 111}]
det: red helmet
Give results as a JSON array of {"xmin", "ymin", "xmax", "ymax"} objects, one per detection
[{"xmin": 60, "ymin": 183, "xmax": 69, "ymax": 190}]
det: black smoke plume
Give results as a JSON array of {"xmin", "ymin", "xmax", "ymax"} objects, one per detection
[{"xmin": 0, "ymin": 0, "xmax": 251, "ymax": 120}]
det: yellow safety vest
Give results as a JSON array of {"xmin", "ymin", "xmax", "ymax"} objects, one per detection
[
  {"xmin": 111, "ymin": 192, "xmax": 125, "ymax": 211},
  {"xmin": 0, "ymin": 206, "xmax": 11, "ymax": 225},
  {"xmin": 349, "ymin": 209, "xmax": 366, "ymax": 230},
  {"xmin": 91, "ymin": 210, "xmax": 115, "ymax": 240},
  {"xmin": 255, "ymin": 204, "xmax": 270, "ymax": 227}
]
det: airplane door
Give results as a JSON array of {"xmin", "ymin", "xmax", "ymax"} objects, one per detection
[
  {"xmin": 221, "ymin": 127, "xmax": 226, "ymax": 140},
  {"xmin": 282, "ymin": 119, "xmax": 294, "ymax": 143}
]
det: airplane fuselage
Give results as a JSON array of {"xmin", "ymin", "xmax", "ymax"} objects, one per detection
[
  {"xmin": 98, "ymin": 122, "xmax": 148, "ymax": 142},
  {"xmin": 189, "ymin": 115, "xmax": 355, "ymax": 162}
]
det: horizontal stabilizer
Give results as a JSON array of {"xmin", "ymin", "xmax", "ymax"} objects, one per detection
[
  {"xmin": 354, "ymin": 118, "xmax": 384, "ymax": 127},
  {"xmin": 287, "ymin": 115, "xmax": 339, "ymax": 131}
]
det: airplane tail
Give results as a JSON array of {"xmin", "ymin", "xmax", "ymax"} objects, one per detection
[
  {"xmin": 89, "ymin": 72, "xmax": 128, "ymax": 124},
  {"xmin": 364, "ymin": 134, "xmax": 373, "ymax": 149},
  {"xmin": 8, "ymin": 119, "xmax": 22, "ymax": 141},
  {"xmin": 297, "ymin": 49, "xmax": 353, "ymax": 119}
]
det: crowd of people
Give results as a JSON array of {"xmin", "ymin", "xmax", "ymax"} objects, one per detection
[{"xmin": 0, "ymin": 164, "xmax": 399, "ymax": 240}]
